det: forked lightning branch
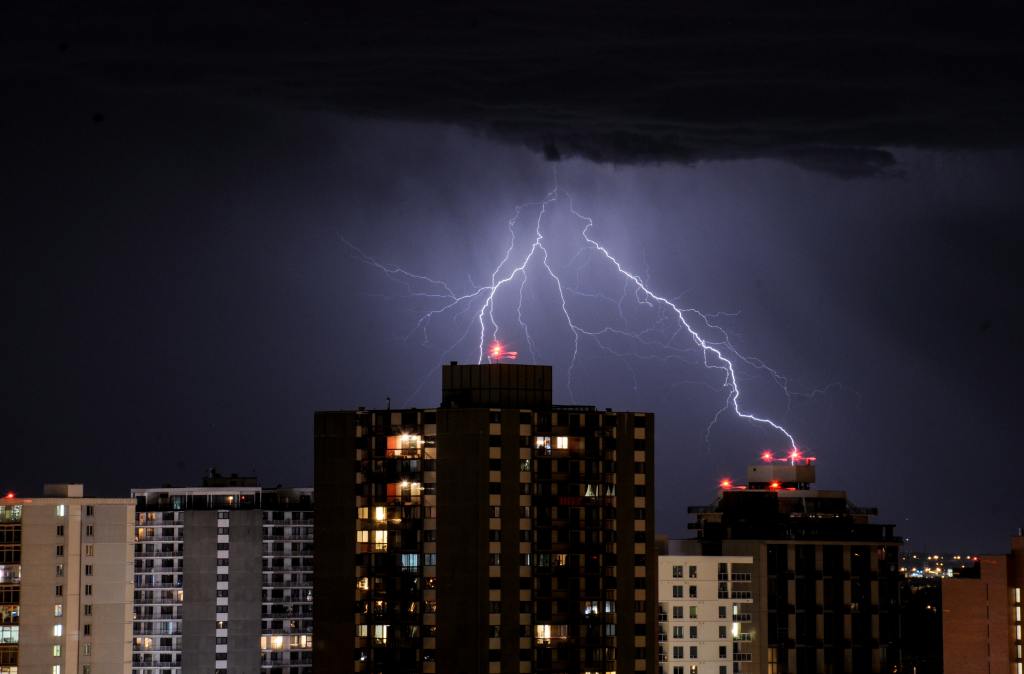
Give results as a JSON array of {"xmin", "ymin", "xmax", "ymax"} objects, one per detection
[{"xmin": 341, "ymin": 187, "xmax": 800, "ymax": 453}]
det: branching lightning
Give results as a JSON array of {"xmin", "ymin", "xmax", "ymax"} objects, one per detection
[{"xmin": 341, "ymin": 183, "xmax": 806, "ymax": 452}]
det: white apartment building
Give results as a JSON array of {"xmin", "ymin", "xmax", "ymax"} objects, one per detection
[
  {"xmin": 131, "ymin": 475, "xmax": 312, "ymax": 674},
  {"xmin": 658, "ymin": 553, "xmax": 755, "ymax": 674}
]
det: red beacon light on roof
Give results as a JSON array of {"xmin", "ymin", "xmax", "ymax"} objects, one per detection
[
  {"xmin": 769, "ymin": 481, "xmax": 781, "ymax": 490},
  {"xmin": 488, "ymin": 340, "xmax": 518, "ymax": 362},
  {"xmin": 719, "ymin": 478, "xmax": 732, "ymax": 490},
  {"xmin": 761, "ymin": 450, "xmax": 774, "ymax": 463},
  {"xmin": 3, "ymin": 492, "xmax": 14, "ymax": 499}
]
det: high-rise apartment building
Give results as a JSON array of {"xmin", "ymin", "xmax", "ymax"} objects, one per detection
[
  {"xmin": 314, "ymin": 362, "xmax": 657, "ymax": 674},
  {"xmin": 0, "ymin": 484, "xmax": 134, "ymax": 674},
  {"xmin": 655, "ymin": 548, "xmax": 755, "ymax": 674},
  {"xmin": 130, "ymin": 474, "xmax": 312, "ymax": 674},
  {"xmin": 682, "ymin": 455, "xmax": 902, "ymax": 674}
]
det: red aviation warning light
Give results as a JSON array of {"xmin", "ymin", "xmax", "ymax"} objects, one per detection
[
  {"xmin": 719, "ymin": 478, "xmax": 732, "ymax": 490},
  {"xmin": 488, "ymin": 340, "xmax": 518, "ymax": 362},
  {"xmin": 769, "ymin": 481, "xmax": 781, "ymax": 490},
  {"xmin": 3, "ymin": 492, "xmax": 13, "ymax": 499},
  {"xmin": 761, "ymin": 450, "xmax": 774, "ymax": 463}
]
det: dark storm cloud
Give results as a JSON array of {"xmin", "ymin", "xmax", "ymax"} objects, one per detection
[{"xmin": 5, "ymin": 2, "xmax": 1024, "ymax": 176}]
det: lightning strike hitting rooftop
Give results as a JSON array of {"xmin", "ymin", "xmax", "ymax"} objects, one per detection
[{"xmin": 341, "ymin": 184, "xmax": 800, "ymax": 453}]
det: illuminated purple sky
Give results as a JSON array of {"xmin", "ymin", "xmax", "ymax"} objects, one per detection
[{"xmin": 4, "ymin": 3, "xmax": 1023, "ymax": 552}]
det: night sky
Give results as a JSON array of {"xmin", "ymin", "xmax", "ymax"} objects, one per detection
[{"xmin": 4, "ymin": 3, "xmax": 1023, "ymax": 554}]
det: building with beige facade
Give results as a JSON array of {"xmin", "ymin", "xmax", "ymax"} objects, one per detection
[
  {"xmin": 656, "ymin": 551, "xmax": 755, "ymax": 674},
  {"xmin": 0, "ymin": 483, "xmax": 134, "ymax": 674}
]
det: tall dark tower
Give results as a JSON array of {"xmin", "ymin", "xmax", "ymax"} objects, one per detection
[
  {"xmin": 679, "ymin": 453, "xmax": 902, "ymax": 674},
  {"xmin": 314, "ymin": 362, "xmax": 657, "ymax": 674}
]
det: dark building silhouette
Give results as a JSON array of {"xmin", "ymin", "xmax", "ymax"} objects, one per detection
[
  {"xmin": 680, "ymin": 454, "xmax": 902, "ymax": 673},
  {"xmin": 314, "ymin": 362, "xmax": 657, "ymax": 674}
]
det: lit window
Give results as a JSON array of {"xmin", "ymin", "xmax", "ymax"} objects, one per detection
[
  {"xmin": 357, "ymin": 507, "xmax": 368, "ymax": 519},
  {"xmin": 357, "ymin": 577, "xmax": 369, "ymax": 591},
  {"xmin": 52, "ymin": 666, "xmax": 61, "ymax": 674},
  {"xmin": 534, "ymin": 436, "xmax": 551, "ymax": 451},
  {"xmin": 555, "ymin": 436, "xmax": 569, "ymax": 450},
  {"xmin": 374, "ymin": 506, "xmax": 386, "ymax": 522},
  {"xmin": 53, "ymin": 624, "xmax": 63, "ymax": 637},
  {"xmin": 53, "ymin": 644, "xmax": 61, "ymax": 656},
  {"xmin": 373, "ymin": 624, "xmax": 388, "ymax": 644},
  {"xmin": 54, "ymin": 604, "xmax": 63, "ymax": 617},
  {"xmin": 373, "ymin": 530, "xmax": 388, "ymax": 551},
  {"xmin": 356, "ymin": 624, "xmax": 368, "ymax": 637},
  {"xmin": 386, "ymin": 434, "xmax": 423, "ymax": 456},
  {"xmin": 356, "ymin": 530, "xmax": 369, "ymax": 543},
  {"xmin": 55, "ymin": 505, "xmax": 65, "ymax": 517},
  {"xmin": 534, "ymin": 624, "xmax": 568, "ymax": 644}
]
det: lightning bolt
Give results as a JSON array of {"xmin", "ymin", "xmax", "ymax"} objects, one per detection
[{"xmin": 340, "ymin": 182, "xmax": 803, "ymax": 451}]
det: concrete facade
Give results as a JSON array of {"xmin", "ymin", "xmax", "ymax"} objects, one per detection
[
  {"xmin": 0, "ymin": 485, "xmax": 134, "ymax": 674},
  {"xmin": 132, "ymin": 482, "xmax": 312, "ymax": 674},
  {"xmin": 657, "ymin": 553, "xmax": 756, "ymax": 674}
]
